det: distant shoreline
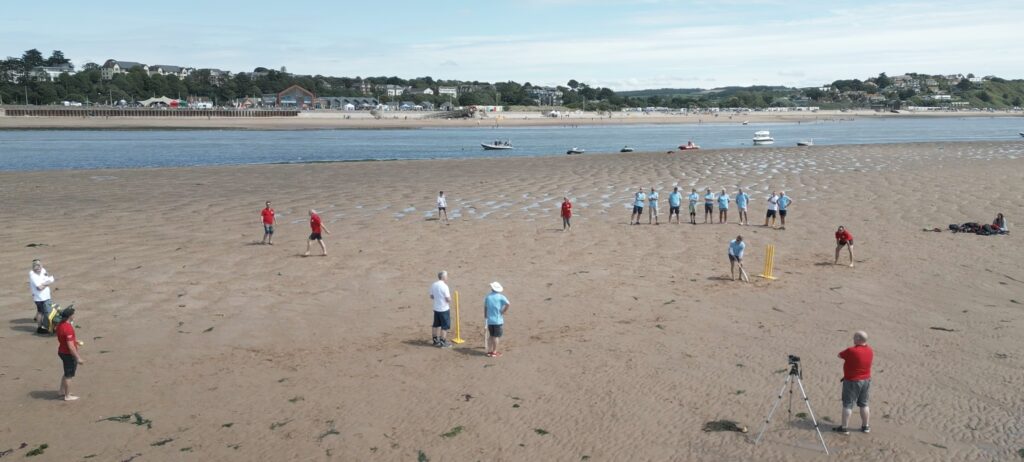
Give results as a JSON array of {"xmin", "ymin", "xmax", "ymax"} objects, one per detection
[{"xmin": 0, "ymin": 109, "xmax": 1020, "ymax": 131}]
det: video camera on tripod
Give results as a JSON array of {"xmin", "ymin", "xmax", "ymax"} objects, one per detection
[{"xmin": 754, "ymin": 354, "xmax": 829, "ymax": 454}]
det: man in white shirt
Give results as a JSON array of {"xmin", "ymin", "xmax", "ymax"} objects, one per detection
[
  {"xmin": 437, "ymin": 191, "xmax": 449, "ymax": 225},
  {"xmin": 764, "ymin": 192, "xmax": 780, "ymax": 228},
  {"xmin": 429, "ymin": 271, "xmax": 453, "ymax": 347},
  {"xmin": 29, "ymin": 259, "xmax": 56, "ymax": 332}
]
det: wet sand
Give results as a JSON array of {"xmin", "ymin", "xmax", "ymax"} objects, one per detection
[{"xmin": 0, "ymin": 142, "xmax": 1022, "ymax": 460}]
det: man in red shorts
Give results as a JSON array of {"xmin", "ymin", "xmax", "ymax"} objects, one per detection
[
  {"xmin": 56, "ymin": 307, "xmax": 84, "ymax": 401},
  {"xmin": 833, "ymin": 330, "xmax": 873, "ymax": 435},
  {"xmin": 304, "ymin": 209, "xmax": 330, "ymax": 257},
  {"xmin": 835, "ymin": 225, "xmax": 854, "ymax": 267},
  {"xmin": 260, "ymin": 201, "xmax": 276, "ymax": 245}
]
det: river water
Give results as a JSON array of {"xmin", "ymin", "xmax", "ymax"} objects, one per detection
[{"xmin": 0, "ymin": 117, "xmax": 1021, "ymax": 171}]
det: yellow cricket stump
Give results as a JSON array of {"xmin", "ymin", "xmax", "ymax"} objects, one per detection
[
  {"xmin": 451, "ymin": 290, "xmax": 465, "ymax": 344},
  {"xmin": 759, "ymin": 244, "xmax": 778, "ymax": 280}
]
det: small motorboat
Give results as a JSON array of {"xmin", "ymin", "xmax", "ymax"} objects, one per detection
[
  {"xmin": 797, "ymin": 139, "xmax": 814, "ymax": 147},
  {"xmin": 620, "ymin": 146, "xmax": 635, "ymax": 153},
  {"xmin": 481, "ymin": 140, "xmax": 513, "ymax": 150},
  {"xmin": 678, "ymin": 140, "xmax": 701, "ymax": 150},
  {"xmin": 742, "ymin": 121, "xmax": 749, "ymax": 125},
  {"xmin": 1019, "ymin": 132, "xmax": 1024, "ymax": 138},
  {"xmin": 566, "ymin": 147, "xmax": 585, "ymax": 155},
  {"xmin": 753, "ymin": 130, "xmax": 774, "ymax": 145}
]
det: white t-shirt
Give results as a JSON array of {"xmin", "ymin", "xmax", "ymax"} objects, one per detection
[
  {"xmin": 430, "ymin": 280, "xmax": 451, "ymax": 312},
  {"xmin": 29, "ymin": 269, "xmax": 54, "ymax": 302},
  {"xmin": 437, "ymin": 196, "xmax": 447, "ymax": 208},
  {"xmin": 768, "ymin": 195, "xmax": 779, "ymax": 211}
]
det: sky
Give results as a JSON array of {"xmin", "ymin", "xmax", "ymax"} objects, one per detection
[{"xmin": 3, "ymin": 0, "xmax": 1023, "ymax": 91}]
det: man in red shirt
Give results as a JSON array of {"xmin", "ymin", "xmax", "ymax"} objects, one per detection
[
  {"xmin": 304, "ymin": 209, "xmax": 330, "ymax": 257},
  {"xmin": 260, "ymin": 201, "xmax": 276, "ymax": 245},
  {"xmin": 834, "ymin": 330, "xmax": 873, "ymax": 435},
  {"xmin": 55, "ymin": 307, "xmax": 84, "ymax": 401},
  {"xmin": 561, "ymin": 197, "xmax": 572, "ymax": 231},
  {"xmin": 835, "ymin": 225, "xmax": 854, "ymax": 267}
]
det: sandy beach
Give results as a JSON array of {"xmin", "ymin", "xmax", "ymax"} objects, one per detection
[
  {"xmin": 0, "ymin": 108, "xmax": 1020, "ymax": 130},
  {"xmin": 1, "ymin": 142, "xmax": 1022, "ymax": 460}
]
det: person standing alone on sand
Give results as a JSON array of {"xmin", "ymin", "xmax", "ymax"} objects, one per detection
[
  {"xmin": 429, "ymin": 271, "xmax": 453, "ymax": 348},
  {"xmin": 735, "ymin": 188, "xmax": 751, "ymax": 225},
  {"xmin": 648, "ymin": 187, "xmax": 659, "ymax": 225},
  {"xmin": 55, "ymin": 307, "xmax": 84, "ymax": 401},
  {"xmin": 304, "ymin": 209, "xmax": 330, "ymax": 257},
  {"xmin": 835, "ymin": 226, "xmax": 855, "ymax": 267},
  {"xmin": 630, "ymin": 187, "xmax": 646, "ymax": 225},
  {"xmin": 834, "ymin": 331, "xmax": 873, "ymax": 435},
  {"xmin": 437, "ymin": 191, "xmax": 449, "ymax": 225},
  {"xmin": 703, "ymin": 188, "xmax": 715, "ymax": 224},
  {"xmin": 668, "ymin": 187, "xmax": 682, "ymax": 224},
  {"xmin": 260, "ymin": 201, "xmax": 276, "ymax": 245},
  {"xmin": 728, "ymin": 235, "xmax": 749, "ymax": 282},
  {"xmin": 688, "ymin": 188, "xmax": 699, "ymax": 225},
  {"xmin": 764, "ymin": 192, "xmax": 779, "ymax": 227},
  {"xmin": 778, "ymin": 191, "xmax": 792, "ymax": 229},
  {"xmin": 561, "ymin": 197, "xmax": 573, "ymax": 231},
  {"xmin": 29, "ymin": 259, "xmax": 55, "ymax": 334},
  {"xmin": 484, "ymin": 282, "xmax": 510, "ymax": 358},
  {"xmin": 717, "ymin": 189, "xmax": 730, "ymax": 224}
]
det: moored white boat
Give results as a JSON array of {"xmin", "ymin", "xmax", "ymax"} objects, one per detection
[
  {"xmin": 797, "ymin": 139, "xmax": 814, "ymax": 146},
  {"xmin": 620, "ymin": 146, "xmax": 635, "ymax": 153},
  {"xmin": 678, "ymin": 140, "xmax": 700, "ymax": 150},
  {"xmin": 566, "ymin": 147, "xmax": 585, "ymax": 155},
  {"xmin": 481, "ymin": 141, "xmax": 513, "ymax": 150},
  {"xmin": 753, "ymin": 130, "xmax": 774, "ymax": 145}
]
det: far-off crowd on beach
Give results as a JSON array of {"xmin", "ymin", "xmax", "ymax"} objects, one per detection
[{"xmin": 2, "ymin": 139, "xmax": 1022, "ymax": 461}]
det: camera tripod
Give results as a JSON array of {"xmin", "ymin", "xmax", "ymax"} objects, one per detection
[{"xmin": 754, "ymin": 358, "xmax": 830, "ymax": 454}]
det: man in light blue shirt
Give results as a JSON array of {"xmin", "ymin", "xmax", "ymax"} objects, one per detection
[
  {"xmin": 728, "ymin": 235, "xmax": 749, "ymax": 282},
  {"xmin": 703, "ymin": 188, "xmax": 715, "ymax": 224},
  {"xmin": 484, "ymin": 282, "xmax": 510, "ymax": 358},
  {"xmin": 717, "ymin": 189, "xmax": 730, "ymax": 224},
  {"xmin": 648, "ymin": 187, "xmax": 659, "ymax": 225},
  {"xmin": 778, "ymin": 191, "xmax": 792, "ymax": 230},
  {"xmin": 688, "ymin": 189, "xmax": 700, "ymax": 224},
  {"xmin": 668, "ymin": 187, "xmax": 683, "ymax": 224},
  {"xmin": 631, "ymin": 187, "xmax": 646, "ymax": 225},
  {"xmin": 735, "ymin": 188, "xmax": 751, "ymax": 226}
]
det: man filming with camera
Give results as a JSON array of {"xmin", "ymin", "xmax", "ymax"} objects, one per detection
[{"xmin": 834, "ymin": 331, "xmax": 874, "ymax": 435}]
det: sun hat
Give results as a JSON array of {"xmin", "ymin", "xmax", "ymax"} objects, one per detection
[{"xmin": 489, "ymin": 281, "xmax": 504, "ymax": 293}]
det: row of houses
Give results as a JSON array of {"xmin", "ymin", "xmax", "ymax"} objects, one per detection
[{"xmin": 229, "ymin": 84, "xmax": 468, "ymax": 111}]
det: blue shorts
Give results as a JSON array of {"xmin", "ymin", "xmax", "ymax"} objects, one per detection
[
  {"xmin": 432, "ymin": 310, "xmax": 451, "ymax": 330},
  {"xmin": 263, "ymin": 224, "xmax": 274, "ymax": 235},
  {"xmin": 633, "ymin": 205, "xmax": 643, "ymax": 214},
  {"xmin": 487, "ymin": 324, "xmax": 504, "ymax": 337}
]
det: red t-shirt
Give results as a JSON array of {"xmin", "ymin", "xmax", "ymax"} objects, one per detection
[
  {"xmin": 839, "ymin": 344, "xmax": 873, "ymax": 381},
  {"xmin": 835, "ymin": 229, "xmax": 853, "ymax": 242},
  {"xmin": 310, "ymin": 213, "xmax": 322, "ymax": 233},
  {"xmin": 261, "ymin": 207, "xmax": 275, "ymax": 225},
  {"xmin": 56, "ymin": 321, "xmax": 76, "ymax": 355},
  {"xmin": 561, "ymin": 201, "xmax": 572, "ymax": 218}
]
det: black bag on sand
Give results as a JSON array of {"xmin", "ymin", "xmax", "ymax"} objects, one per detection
[{"xmin": 949, "ymin": 224, "xmax": 961, "ymax": 232}]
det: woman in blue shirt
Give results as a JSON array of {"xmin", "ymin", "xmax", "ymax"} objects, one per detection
[{"xmin": 717, "ymin": 189, "xmax": 730, "ymax": 224}]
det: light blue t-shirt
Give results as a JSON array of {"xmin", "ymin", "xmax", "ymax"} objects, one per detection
[
  {"xmin": 729, "ymin": 240, "xmax": 746, "ymax": 258},
  {"xmin": 668, "ymin": 191, "xmax": 682, "ymax": 207},
  {"xmin": 778, "ymin": 195, "xmax": 791, "ymax": 210},
  {"xmin": 704, "ymin": 193, "xmax": 715, "ymax": 205},
  {"xmin": 736, "ymin": 192, "xmax": 750, "ymax": 209},
  {"xmin": 634, "ymin": 192, "xmax": 646, "ymax": 207},
  {"xmin": 485, "ymin": 292, "xmax": 509, "ymax": 326},
  {"xmin": 688, "ymin": 192, "xmax": 699, "ymax": 205},
  {"xmin": 717, "ymin": 194, "xmax": 730, "ymax": 209},
  {"xmin": 648, "ymin": 191, "xmax": 658, "ymax": 207}
]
